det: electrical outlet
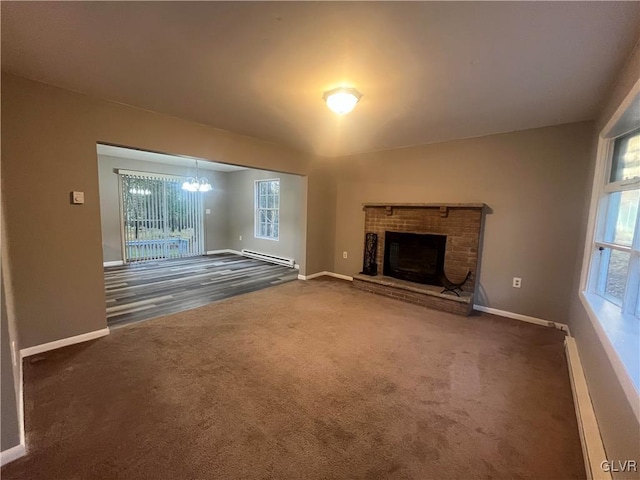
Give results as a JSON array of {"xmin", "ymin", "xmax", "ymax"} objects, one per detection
[
  {"xmin": 513, "ymin": 277, "xmax": 522, "ymax": 288},
  {"xmin": 343, "ymin": 251, "xmax": 348, "ymax": 259},
  {"xmin": 239, "ymin": 235, "xmax": 242, "ymax": 241}
]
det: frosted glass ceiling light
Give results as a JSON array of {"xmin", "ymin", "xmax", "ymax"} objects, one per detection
[{"xmin": 323, "ymin": 87, "xmax": 362, "ymax": 115}]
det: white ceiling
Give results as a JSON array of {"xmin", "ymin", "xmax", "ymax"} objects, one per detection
[
  {"xmin": 97, "ymin": 144, "xmax": 247, "ymax": 172},
  {"xmin": 2, "ymin": 2, "xmax": 639, "ymax": 157}
]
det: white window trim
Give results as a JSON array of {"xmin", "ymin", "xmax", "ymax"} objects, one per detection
[
  {"xmin": 579, "ymin": 77, "xmax": 640, "ymax": 424},
  {"xmin": 254, "ymin": 178, "xmax": 280, "ymax": 241}
]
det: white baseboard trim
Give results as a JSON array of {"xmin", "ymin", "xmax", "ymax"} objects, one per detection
[
  {"xmin": 298, "ymin": 271, "xmax": 353, "ymax": 281},
  {"xmin": 18, "ymin": 354, "xmax": 24, "ymax": 446},
  {"xmin": 298, "ymin": 272, "xmax": 324, "ymax": 280},
  {"xmin": 324, "ymin": 272, "xmax": 353, "ymax": 281},
  {"xmin": 473, "ymin": 305, "xmax": 570, "ymax": 333},
  {"xmin": 0, "ymin": 443, "xmax": 26, "ymax": 467},
  {"xmin": 206, "ymin": 249, "xmax": 243, "ymax": 256},
  {"xmin": 565, "ymin": 337, "xmax": 611, "ymax": 480},
  {"xmin": 20, "ymin": 327, "xmax": 110, "ymax": 358},
  {"xmin": 103, "ymin": 260, "xmax": 124, "ymax": 267}
]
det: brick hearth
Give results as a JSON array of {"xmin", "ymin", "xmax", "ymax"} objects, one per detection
[
  {"xmin": 352, "ymin": 274, "xmax": 473, "ymax": 315},
  {"xmin": 353, "ymin": 203, "xmax": 486, "ymax": 315}
]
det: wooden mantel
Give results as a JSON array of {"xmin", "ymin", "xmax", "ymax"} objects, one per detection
[
  {"xmin": 363, "ymin": 203, "xmax": 487, "ymax": 218},
  {"xmin": 362, "ymin": 203, "xmax": 486, "ymax": 209}
]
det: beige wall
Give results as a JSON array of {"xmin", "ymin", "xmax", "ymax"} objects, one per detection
[
  {"xmin": 1, "ymin": 185, "xmax": 22, "ymax": 453},
  {"xmin": 1, "ymin": 73, "xmax": 333, "ymax": 348},
  {"xmin": 1, "ymin": 273, "xmax": 20, "ymax": 451},
  {"xmin": 226, "ymin": 169, "xmax": 304, "ymax": 265},
  {"xmin": 98, "ymin": 155, "xmax": 229, "ymax": 262},
  {"xmin": 305, "ymin": 161, "xmax": 337, "ymax": 275},
  {"xmin": 567, "ymin": 39, "xmax": 640, "ymax": 477},
  {"xmin": 331, "ymin": 121, "xmax": 594, "ymax": 323}
]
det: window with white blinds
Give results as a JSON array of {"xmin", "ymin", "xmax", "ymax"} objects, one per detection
[{"xmin": 119, "ymin": 171, "xmax": 204, "ymax": 262}]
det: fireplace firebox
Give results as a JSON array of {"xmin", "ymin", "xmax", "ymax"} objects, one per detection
[{"xmin": 383, "ymin": 231, "xmax": 446, "ymax": 286}]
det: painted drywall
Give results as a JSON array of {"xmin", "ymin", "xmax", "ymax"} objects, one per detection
[
  {"xmin": 305, "ymin": 162, "xmax": 337, "ymax": 275},
  {"xmin": 331, "ymin": 121, "xmax": 594, "ymax": 323},
  {"xmin": 1, "ymin": 188, "xmax": 22, "ymax": 456},
  {"xmin": 1, "ymin": 273, "xmax": 20, "ymax": 452},
  {"xmin": 567, "ymin": 38, "xmax": 640, "ymax": 478},
  {"xmin": 226, "ymin": 169, "xmax": 304, "ymax": 265},
  {"xmin": 1, "ymin": 74, "xmax": 333, "ymax": 349},
  {"xmin": 98, "ymin": 155, "xmax": 228, "ymax": 262}
]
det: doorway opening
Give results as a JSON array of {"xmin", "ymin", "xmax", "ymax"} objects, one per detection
[{"xmin": 97, "ymin": 143, "xmax": 305, "ymax": 327}]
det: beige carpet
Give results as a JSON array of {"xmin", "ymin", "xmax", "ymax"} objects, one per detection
[{"xmin": 2, "ymin": 278, "xmax": 584, "ymax": 479}]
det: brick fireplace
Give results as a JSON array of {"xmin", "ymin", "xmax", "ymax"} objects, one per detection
[{"xmin": 352, "ymin": 203, "xmax": 486, "ymax": 315}]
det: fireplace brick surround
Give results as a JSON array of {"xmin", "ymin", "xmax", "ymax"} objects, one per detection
[{"xmin": 353, "ymin": 203, "xmax": 486, "ymax": 315}]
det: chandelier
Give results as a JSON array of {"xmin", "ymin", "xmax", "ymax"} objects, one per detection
[{"xmin": 182, "ymin": 159, "xmax": 213, "ymax": 192}]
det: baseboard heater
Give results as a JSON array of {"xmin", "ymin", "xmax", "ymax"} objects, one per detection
[
  {"xmin": 564, "ymin": 336, "xmax": 611, "ymax": 480},
  {"xmin": 241, "ymin": 249, "xmax": 295, "ymax": 268}
]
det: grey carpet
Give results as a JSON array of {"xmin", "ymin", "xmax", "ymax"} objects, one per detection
[{"xmin": 1, "ymin": 278, "xmax": 584, "ymax": 479}]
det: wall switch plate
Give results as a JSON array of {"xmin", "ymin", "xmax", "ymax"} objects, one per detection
[
  {"xmin": 513, "ymin": 277, "xmax": 522, "ymax": 288},
  {"xmin": 205, "ymin": 208, "xmax": 211, "ymax": 215},
  {"xmin": 343, "ymin": 251, "xmax": 348, "ymax": 259},
  {"xmin": 71, "ymin": 191, "xmax": 84, "ymax": 204},
  {"xmin": 239, "ymin": 235, "xmax": 242, "ymax": 241}
]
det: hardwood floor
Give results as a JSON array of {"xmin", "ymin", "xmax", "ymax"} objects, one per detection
[{"xmin": 103, "ymin": 253, "xmax": 299, "ymax": 327}]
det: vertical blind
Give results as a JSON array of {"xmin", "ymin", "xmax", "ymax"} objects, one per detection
[{"xmin": 119, "ymin": 171, "xmax": 204, "ymax": 262}]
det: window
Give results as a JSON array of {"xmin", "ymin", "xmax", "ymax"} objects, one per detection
[
  {"xmin": 255, "ymin": 179, "xmax": 280, "ymax": 240},
  {"xmin": 581, "ymin": 80, "xmax": 640, "ymax": 414},
  {"xmin": 587, "ymin": 128, "xmax": 640, "ymax": 318}
]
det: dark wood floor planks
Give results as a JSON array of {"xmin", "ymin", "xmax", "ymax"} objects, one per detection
[{"xmin": 103, "ymin": 253, "xmax": 299, "ymax": 327}]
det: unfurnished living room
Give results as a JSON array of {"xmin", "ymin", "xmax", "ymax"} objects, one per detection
[{"xmin": 1, "ymin": 2, "xmax": 639, "ymax": 479}]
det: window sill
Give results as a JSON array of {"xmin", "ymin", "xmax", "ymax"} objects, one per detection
[
  {"xmin": 254, "ymin": 236, "xmax": 279, "ymax": 242},
  {"xmin": 580, "ymin": 291, "xmax": 640, "ymax": 421}
]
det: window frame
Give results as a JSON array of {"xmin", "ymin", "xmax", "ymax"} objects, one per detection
[
  {"xmin": 254, "ymin": 178, "xmax": 280, "ymax": 241},
  {"xmin": 579, "ymin": 77, "xmax": 640, "ymax": 422},
  {"xmin": 586, "ymin": 130, "xmax": 640, "ymax": 315}
]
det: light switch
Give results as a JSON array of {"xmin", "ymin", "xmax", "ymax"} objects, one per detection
[
  {"xmin": 205, "ymin": 208, "xmax": 211, "ymax": 214},
  {"xmin": 71, "ymin": 191, "xmax": 85, "ymax": 204}
]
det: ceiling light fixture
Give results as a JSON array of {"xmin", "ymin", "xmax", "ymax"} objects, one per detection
[
  {"xmin": 182, "ymin": 159, "xmax": 213, "ymax": 192},
  {"xmin": 323, "ymin": 87, "xmax": 362, "ymax": 115}
]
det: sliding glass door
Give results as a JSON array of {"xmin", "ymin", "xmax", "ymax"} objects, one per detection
[{"xmin": 120, "ymin": 173, "xmax": 204, "ymax": 262}]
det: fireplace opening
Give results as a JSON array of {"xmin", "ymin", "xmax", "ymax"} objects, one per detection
[{"xmin": 383, "ymin": 231, "xmax": 446, "ymax": 286}]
